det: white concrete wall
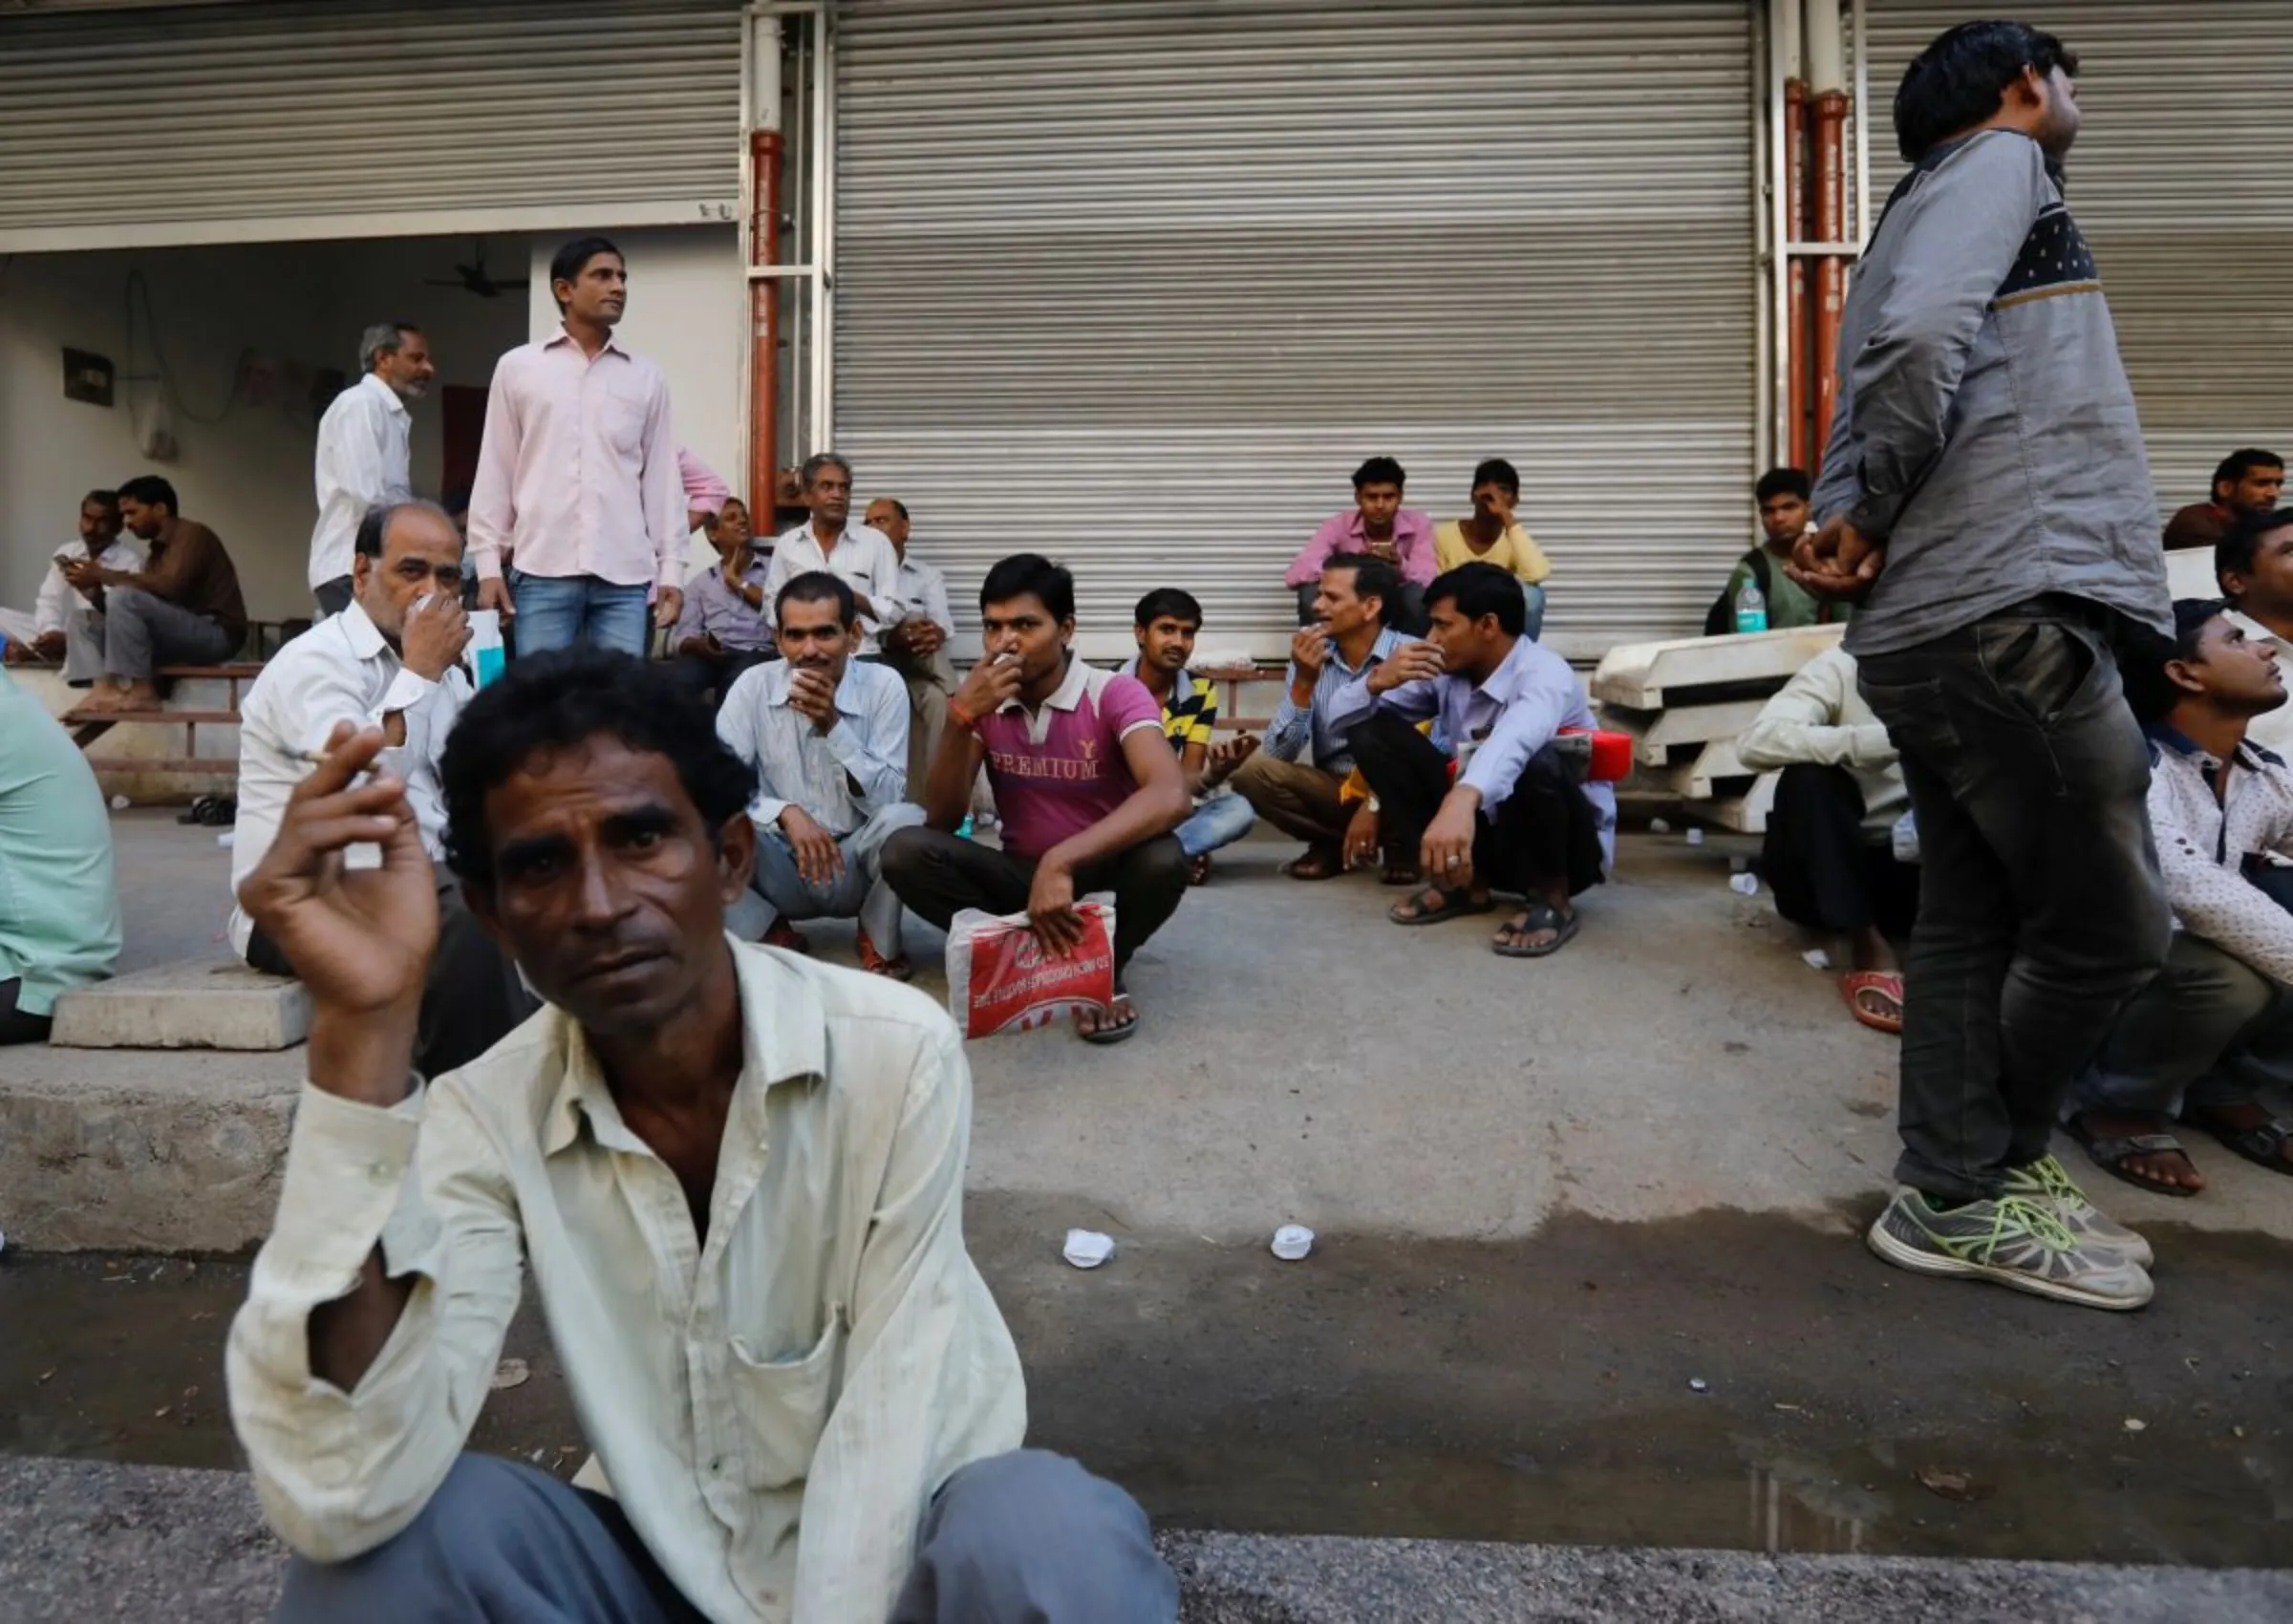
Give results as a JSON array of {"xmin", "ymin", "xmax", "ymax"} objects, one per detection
[
  {"xmin": 0, "ymin": 237, "xmax": 528, "ymax": 624},
  {"xmin": 526, "ymin": 225, "xmax": 744, "ymax": 576}
]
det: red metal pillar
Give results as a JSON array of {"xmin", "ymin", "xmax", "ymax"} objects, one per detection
[
  {"xmin": 1811, "ymin": 88, "xmax": 1850, "ymax": 476},
  {"xmin": 747, "ymin": 129, "xmax": 784, "ymax": 514},
  {"xmin": 1785, "ymin": 79, "xmax": 1812, "ymax": 473}
]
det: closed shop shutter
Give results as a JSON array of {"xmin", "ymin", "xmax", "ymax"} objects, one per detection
[
  {"xmin": 1858, "ymin": 2, "xmax": 2293, "ymax": 512},
  {"xmin": 833, "ymin": 1, "xmax": 1757, "ymax": 655},
  {"xmin": 0, "ymin": 0, "xmax": 741, "ymax": 253}
]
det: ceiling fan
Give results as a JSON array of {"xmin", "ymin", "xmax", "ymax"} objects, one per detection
[{"xmin": 427, "ymin": 240, "xmax": 529, "ymax": 299}]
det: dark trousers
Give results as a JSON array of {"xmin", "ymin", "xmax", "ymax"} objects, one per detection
[
  {"xmin": 1855, "ymin": 597, "xmax": 2172, "ymax": 1205},
  {"xmin": 1346, "ymin": 708, "xmax": 1605, "ymax": 898},
  {"xmin": 1763, "ymin": 763, "xmax": 1920, "ymax": 936},
  {"xmin": 881, "ymin": 826, "xmax": 1188, "ymax": 979},
  {"xmin": 0, "ymin": 977, "xmax": 52, "ymax": 1045},
  {"xmin": 670, "ymin": 647, "xmax": 777, "ymax": 711},
  {"xmin": 247, "ymin": 882, "xmax": 538, "ymax": 1078}
]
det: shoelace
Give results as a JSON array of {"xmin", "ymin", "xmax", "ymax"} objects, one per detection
[{"xmin": 1985, "ymin": 1193, "xmax": 2080, "ymax": 1252}]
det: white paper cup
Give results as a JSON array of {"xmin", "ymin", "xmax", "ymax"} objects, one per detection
[
  {"xmin": 1061, "ymin": 1229, "xmax": 1116, "ymax": 1269},
  {"xmin": 1271, "ymin": 1224, "xmax": 1316, "ymax": 1261}
]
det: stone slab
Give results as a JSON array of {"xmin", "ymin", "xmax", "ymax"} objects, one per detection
[
  {"xmin": 0, "ymin": 1042, "xmax": 302, "ymax": 1251},
  {"xmin": 1592, "ymin": 624, "xmax": 1842, "ymax": 711},
  {"xmin": 51, "ymin": 956, "xmax": 310, "ymax": 1052},
  {"xmin": 1599, "ymin": 694, "xmax": 1773, "ymax": 764},
  {"xmin": 5, "ymin": 1457, "xmax": 2290, "ymax": 1624}
]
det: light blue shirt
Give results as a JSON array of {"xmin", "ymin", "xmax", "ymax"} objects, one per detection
[
  {"xmin": 716, "ymin": 658, "xmax": 911, "ymax": 836},
  {"xmin": 1264, "ymin": 627, "xmax": 1404, "ymax": 776},
  {"xmin": 0, "ymin": 670, "xmax": 121, "ymax": 1014},
  {"xmin": 1327, "ymin": 634, "xmax": 1617, "ymax": 870}
]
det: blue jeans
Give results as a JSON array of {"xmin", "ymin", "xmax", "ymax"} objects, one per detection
[
  {"xmin": 1175, "ymin": 792, "xmax": 1256, "ymax": 858},
  {"xmin": 510, "ymin": 569, "xmax": 653, "ymax": 657}
]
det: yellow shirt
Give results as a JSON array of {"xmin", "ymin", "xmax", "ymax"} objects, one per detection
[
  {"xmin": 1434, "ymin": 519, "xmax": 1552, "ymax": 584},
  {"xmin": 227, "ymin": 939, "xmax": 1027, "ymax": 1624}
]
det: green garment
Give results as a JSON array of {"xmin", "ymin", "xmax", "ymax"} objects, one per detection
[
  {"xmin": 0, "ymin": 671, "xmax": 121, "ymax": 1014},
  {"xmin": 1724, "ymin": 547, "xmax": 1851, "ymax": 630}
]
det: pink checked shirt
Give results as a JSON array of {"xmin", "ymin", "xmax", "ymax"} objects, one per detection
[{"xmin": 468, "ymin": 327, "xmax": 682, "ymax": 589}]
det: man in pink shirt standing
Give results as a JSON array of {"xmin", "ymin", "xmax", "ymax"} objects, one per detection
[
  {"xmin": 884, "ymin": 554, "xmax": 1191, "ymax": 1044},
  {"xmin": 1283, "ymin": 456, "xmax": 1433, "ymax": 633},
  {"xmin": 468, "ymin": 236, "xmax": 683, "ymax": 657}
]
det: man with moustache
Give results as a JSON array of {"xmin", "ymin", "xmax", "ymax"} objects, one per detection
[
  {"xmin": 716, "ymin": 571, "xmax": 923, "ymax": 978},
  {"xmin": 310, "ymin": 323, "xmax": 435, "ymax": 617},
  {"xmin": 225, "ymin": 646, "xmax": 1175, "ymax": 1624},
  {"xmin": 765, "ymin": 454, "xmax": 907, "ymax": 658}
]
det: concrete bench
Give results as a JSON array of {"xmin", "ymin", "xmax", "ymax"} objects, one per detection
[{"xmin": 49, "ymin": 955, "xmax": 309, "ymax": 1052}]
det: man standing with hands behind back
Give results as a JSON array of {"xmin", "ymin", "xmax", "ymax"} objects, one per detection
[
  {"xmin": 468, "ymin": 236, "xmax": 683, "ymax": 656},
  {"xmin": 1792, "ymin": 20, "xmax": 2171, "ymax": 1310},
  {"xmin": 310, "ymin": 322, "xmax": 434, "ymax": 618}
]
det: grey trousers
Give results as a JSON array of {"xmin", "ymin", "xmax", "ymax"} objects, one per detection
[
  {"xmin": 888, "ymin": 646, "xmax": 956, "ymax": 800},
  {"xmin": 750, "ymin": 801, "xmax": 926, "ymax": 954},
  {"xmin": 2075, "ymin": 931, "xmax": 2293, "ymax": 1118},
  {"xmin": 1856, "ymin": 598, "xmax": 2173, "ymax": 1204},
  {"xmin": 272, "ymin": 1450, "xmax": 1178, "ymax": 1624},
  {"xmin": 69, "ymin": 587, "xmax": 237, "ymax": 679}
]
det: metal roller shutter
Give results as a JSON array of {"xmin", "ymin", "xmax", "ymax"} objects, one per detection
[
  {"xmin": 833, "ymin": 0, "xmax": 1756, "ymax": 655},
  {"xmin": 1857, "ymin": 2, "xmax": 2293, "ymax": 512},
  {"xmin": 0, "ymin": 0, "xmax": 742, "ymax": 252}
]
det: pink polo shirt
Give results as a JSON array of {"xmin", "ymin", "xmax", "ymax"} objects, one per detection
[{"xmin": 975, "ymin": 659, "xmax": 1164, "ymax": 862}]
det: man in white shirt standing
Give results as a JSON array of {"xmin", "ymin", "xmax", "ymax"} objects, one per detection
[
  {"xmin": 0, "ymin": 490, "xmax": 139, "ymax": 678},
  {"xmin": 718, "ymin": 571, "xmax": 924, "ymax": 978},
  {"xmin": 766, "ymin": 453, "xmax": 905, "ymax": 659},
  {"xmin": 866, "ymin": 495, "xmax": 959, "ymax": 797},
  {"xmin": 225, "ymin": 646, "xmax": 1175, "ymax": 1624},
  {"xmin": 309, "ymin": 323, "xmax": 434, "ymax": 618},
  {"xmin": 232, "ymin": 500, "xmax": 532, "ymax": 1078},
  {"xmin": 468, "ymin": 236, "xmax": 683, "ymax": 657}
]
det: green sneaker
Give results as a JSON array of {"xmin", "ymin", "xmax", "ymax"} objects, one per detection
[
  {"xmin": 2002, "ymin": 1154, "xmax": 2154, "ymax": 1268},
  {"xmin": 1866, "ymin": 1187, "xmax": 2154, "ymax": 1311}
]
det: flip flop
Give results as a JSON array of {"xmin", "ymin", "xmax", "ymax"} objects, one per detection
[
  {"xmin": 2066, "ymin": 1113, "xmax": 2202, "ymax": 1198},
  {"xmin": 1838, "ymin": 970, "xmax": 1904, "ymax": 1035},
  {"xmin": 1281, "ymin": 846, "xmax": 1343, "ymax": 881},
  {"xmin": 1492, "ymin": 903, "xmax": 1578, "ymax": 958},
  {"xmin": 1388, "ymin": 887, "xmax": 1494, "ymax": 927},
  {"xmin": 1079, "ymin": 994, "xmax": 1140, "ymax": 1046},
  {"xmin": 2181, "ymin": 1108, "xmax": 2293, "ymax": 1177}
]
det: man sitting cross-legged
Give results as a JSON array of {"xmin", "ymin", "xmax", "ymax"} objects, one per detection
[
  {"xmin": 1122, "ymin": 588, "xmax": 1257, "ymax": 886},
  {"xmin": 1328, "ymin": 561, "xmax": 1615, "ymax": 957},
  {"xmin": 225, "ymin": 647, "xmax": 1178, "ymax": 1624},
  {"xmin": 232, "ymin": 501, "xmax": 534, "ymax": 1080},
  {"xmin": 1736, "ymin": 644, "xmax": 1918, "ymax": 1034},
  {"xmin": 716, "ymin": 570, "xmax": 924, "ymax": 978},
  {"xmin": 2064, "ymin": 599, "xmax": 2293, "ymax": 1199},
  {"xmin": 883, "ymin": 554, "xmax": 1190, "ymax": 1044},
  {"xmin": 1232, "ymin": 555, "xmax": 1408, "ymax": 882}
]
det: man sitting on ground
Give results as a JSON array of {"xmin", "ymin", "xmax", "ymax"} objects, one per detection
[
  {"xmin": 64, "ymin": 475, "xmax": 246, "ymax": 713},
  {"xmin": 1737, "ymin": 644, "xmax": 1917, "ymax": 1034},
  {"xmin": 231, "ymin": 501, "xmax": 533, "ymax": 1080},
  {"xmin": 716, "ymin": 571, "xmax": 923, "ymax": 978},
  {"xmin": 670, "ymin": 496, "xmax": 776, "ymax": 707},
  {"xmin": 1709, "ymin": 467, "xmax": 1838, "ymax": 634},
  {"xmin": 1232, "ymin": 556, "xmax": 1405, "ymax": 881},
  {"xmin": 867, "ymin": 496, "xmax": 959, "ymax": 798},
  {"xmin": 1433, "ymin": 459, "xmax": 1552, "ymax": 641},
  {"xmin": 2213, "ymin": 504, "xmax": 2293, "ymax": 754},
  {"xmin": 1329, "ymin": 562, "xmax": 1615, "ymax": 956},
  {"xmin": 0, "ymin": 668, "xmax": 121, "ymax": 1043},
  {"xmin": 1124, "ymin": 588, "xmax": 1257, "ymax": 885},
  {"xmin": 0, "ymin": 490, "xmax": 139, "ymax": 677},
  {"xmin": 766, "ymin": 454, "xmax": 907, "ymax": 658},
  {"xmin": 2164, "ymin": 448, "xmax": 2282, "ymax": 554},
  {"xmin": 1284, "ymin": 456, "xmax": 1433, "ymax": 632},
  {"xmin": 226, "ymin": 648, "xmax": 1175, "ymax": 1624},
  {"xmin": 2065, "ymin": 599, "xmax": 2293, "ymax": 1198},
  {"xmin": 884, "ymin": 554, "xmax": 1189, "ymax": 1044}
]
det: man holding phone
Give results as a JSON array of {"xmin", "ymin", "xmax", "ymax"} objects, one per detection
[
  {"xmin": 715, "ymin": 571, "xmax": 922, "ymax": 977},
  {"xmin": 230, "ymin": 500, "xmax": 534, "ymax": 1078},
  {"xmin": 884, "ymin": 554, "xmax": 1190, "ymax": 1044}
]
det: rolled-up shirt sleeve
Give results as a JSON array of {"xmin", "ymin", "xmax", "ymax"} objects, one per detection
[
  {"xmin": 225, "ymin": 1082, "xmax": 525, "ymax": 1561},
  {"xmin": 1459, "ymin": 679, "xmax": 1567, "ymax": 817}
]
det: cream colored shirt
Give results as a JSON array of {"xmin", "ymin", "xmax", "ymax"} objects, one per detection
[
  {"xmin": 1735, "ymin": 644, "xmax": 1907, "ymax": 835},
  {"xmin": 226, "ymin": 940, "xmax": 1027, "ymax": 1624}
]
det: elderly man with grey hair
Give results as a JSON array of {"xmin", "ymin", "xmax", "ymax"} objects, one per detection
[
  {"xmin": 308, "ymin": 322, "xmax": 435, "ymax": 616},
  {"xmin": 764, "ymin": 452, "xmax": 909, "ymax": 656}
]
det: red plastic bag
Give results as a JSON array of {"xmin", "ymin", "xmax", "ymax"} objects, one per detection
[{"xmin": 945, "ymin": 900, "xmax": 1117, "ymax": 1038}]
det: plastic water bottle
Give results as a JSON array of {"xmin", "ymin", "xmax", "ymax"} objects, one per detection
[
  {"xmin": 1733, "ymin": 577, "xmax": 1768, "ymax": 634},
  {"xmin": 468, "ymin": 609, "xmax": 505, "ymax": 688}
]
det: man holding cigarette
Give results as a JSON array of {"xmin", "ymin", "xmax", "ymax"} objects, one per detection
[
  {"xmin": 716, "ymin": 571, "xmax": 924, "ymax": 977},
  {"xmin": 231, "ymin": 500, "xmax": 533, "ymax": 1077}
]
